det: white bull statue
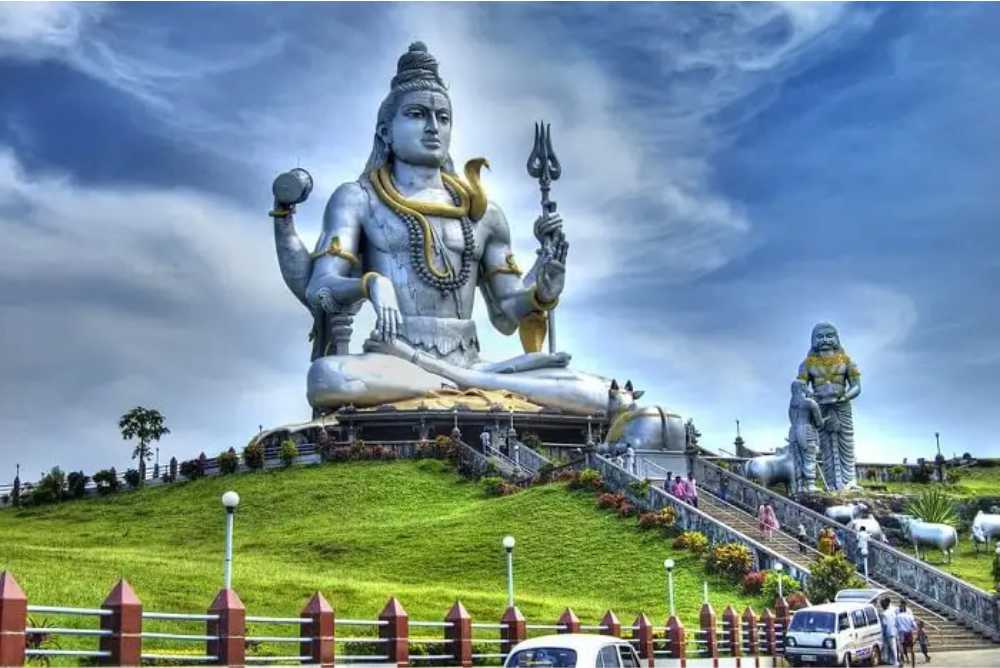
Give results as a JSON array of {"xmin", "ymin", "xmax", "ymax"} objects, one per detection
[
  {"xmin": 825, "ymin": 502, "xmax": 868, "ymax": 524},
  {"xmin": 744, "ymin": 447, "xmax": 795, "ymax": 489},
  {"xmin": 848, "ymin": 516, "xmax": 884, "ymax": 541},
  {"xmin": 971, "ymin": 511, "xmax": 1000, "ymax": 551},
  {"xmin": 896, "ymin": 514, "xmax": 958, "ymax": 563}
]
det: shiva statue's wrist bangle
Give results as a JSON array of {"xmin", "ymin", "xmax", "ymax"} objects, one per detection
[
  {"xmin": 269, "ymin": 205, "xmax": 293, "ymax": 219},
  {"xmin": 531, "ymin": 288, "xmax": 559, "ymax": 311},
  {"xmin": 360, "ymin": 272, "xmax": 381, "ymax": 300}
]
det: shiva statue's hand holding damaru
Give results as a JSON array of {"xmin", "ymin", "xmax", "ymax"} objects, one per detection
[{"xmin": 272, "ymin": 168, "xmax": 314, "ymax": 208}]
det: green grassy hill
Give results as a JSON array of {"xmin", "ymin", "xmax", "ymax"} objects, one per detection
[{"xmin": 1, "ymin": 460, "xmax": 766, "ymax": 629}]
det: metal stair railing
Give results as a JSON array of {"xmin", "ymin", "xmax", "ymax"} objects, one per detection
[{"xmin": 694, "ymin": 457, "xmax": 1000, "ymax": 640}]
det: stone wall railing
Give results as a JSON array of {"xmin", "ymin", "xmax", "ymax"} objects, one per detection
[
  {"xmin": 590, "ymin": 455, "xmax": 811, "ymax": 584},
  {"xmin": 693, "ymin": 457, "xmax": 1000, "ymax": 639},
  {"xmin": 512, "ymin": 440, "xmax": 552, "ymax": 475}
]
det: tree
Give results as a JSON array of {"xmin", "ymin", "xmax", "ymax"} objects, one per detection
[
  {"xmin": 119, "ymin": 407, "xmax": 170, "ymax": 484},
  {"xmin": 807, "ymin": 554, "xmax": 865, "ymax": 603}
]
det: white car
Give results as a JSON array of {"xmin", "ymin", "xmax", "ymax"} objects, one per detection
[
  {"xmin": 784, "ymin": 602, "xmax": 884, "ymax": 667},
  {"xmin": 504, "ymin": 634, "xmax": 642, "ymax": 668}
]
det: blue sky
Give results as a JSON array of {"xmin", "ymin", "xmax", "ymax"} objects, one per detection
[{"xmin": 2, "ymin": 2, "xmax": 999, "ymax": 480}]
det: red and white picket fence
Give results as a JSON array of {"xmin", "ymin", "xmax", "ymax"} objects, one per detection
[{"xmin": 0, "ymin": 571, "xmax": 794, "ymax": 667}]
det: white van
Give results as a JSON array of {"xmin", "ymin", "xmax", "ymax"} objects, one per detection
[{"xmin": 784, "ymin": 601, "xmax": 884, "ymax": 667}]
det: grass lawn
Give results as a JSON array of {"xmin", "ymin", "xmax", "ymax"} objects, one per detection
[
  {"xmin": 0, "ymin": 459, "xmax": 773, "ymax": 660},
  {"xmin": 914, "ymin": 540, "xmax": 998, "ymax": 591},
  {"xmin": 859, "ymin": 465, "xmax": 1000, "ymax": 499}
]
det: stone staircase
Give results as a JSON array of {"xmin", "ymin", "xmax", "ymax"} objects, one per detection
[{"xmin": 697, "ymin": 489, "xmax": 997, "ymax": 652}]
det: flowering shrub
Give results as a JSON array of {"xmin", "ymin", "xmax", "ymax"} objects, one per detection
[
  {"xmin": 741, "ymin": 571, "xmax": 767, "ymax": 595},
  {"xmin": 787, "ymin": 592, "xmax": 811, "ymax": 610},
  {"xmin": 705, "ymin": 543, "xmax": 754, "ymax": 579},
  {"xmin": 637, "ymin": 507, "xmax": 677, "ymax": 532},
  {"xmin": 617, "ymin": 501, "xmax": 638, "ymax": 518},
  {"xmin": 482, "ymin": 476, "xmax": 517, "ymax": 497},
  {"xmin": 673, "ymin": 531, "xmax": 709, "ymax": 555},
  {"xmin": 570, "ymin": 468, "xmax": 604, "ymax": 491},
  {"xmin": 597, "ymin": 492, "xmax": 627, "ymax": 510}
]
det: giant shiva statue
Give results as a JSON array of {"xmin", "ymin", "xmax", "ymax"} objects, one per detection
[
  {"xmin": 796, "ymin": 322, "xmax": 862, "ymax": 490},
  {"xmin": 269, "ymin": 42, "xmax": 680, "ymax": 437}
]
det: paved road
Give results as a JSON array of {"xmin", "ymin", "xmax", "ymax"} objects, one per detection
[{"xmin": 900, "ymin": 647, "xmax": 1000, "ymax": 666}]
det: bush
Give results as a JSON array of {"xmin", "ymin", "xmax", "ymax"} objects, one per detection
[
  {"xmin": 93, "ymin": 468, "xmax": 121, "ymax": 495},
  {"xmin": 30, "ymin": 468, "xmax": 67, "ymax": 505},
  {"xmin": 889, "ymin": 465, "xmax": 907, "ymax": 481},
  {"xmin": 807, "ymin": 554, "xmax": 865, "ymax": 604},
  {"xmin": 787, "ymin": 592, "xmax": 811, "ymax": 610},
  {"xmin": 597, "ymin": 492, "xmax": 626, "ymax": 510},
  {"xmin": 628, "ymin": 479, "xmax": 651, "ymax": 497},
  {"xmin": 674, "ymin": 531, "xmax": 709, "ymax": 555},
  {"xmin": 946, "ymin": 469, "xmax": 964, "ymax": 485},
  {"xmin": 218, "ymin": 448, "xmax": 239, "ymax": 475},
  {"xmin": 741, "ymin": 571, "xmax": 767, "ymax": 595},
  {"xmin": 763, "ymin": 571, "xmax": 802, "ymax": 602},
  {"xmin": 537, "ymin": 463, "xmax": 555, "ymax": 483},
  {"xmin": 280, "ymin": 439, "xmax": 299, "ymax": 467},
  {"xmin": 906, "ymin": 488, "xmax": 957, "ymax": 526},
  {"xmin": 570, "ymin": 468, "xmax": 603, "ymax": 492},
  {"xmin": 179, "ymin": 459, "xmax": 204, "ymax": 481},
  {"xmin": 67, "ymin": 471, "xmax": 89, "ymax": 499},
  {"xmin": 706, "ymin": 543, "xmax": 754, "ymax": 579},
  {"xmin": 482, "ymin": 476, "xmax": 516, "ymax": 497},
  {"xmin": 243, "ymin": 442, "xmax": 264, "ymax": 470},
  {"xmin": 124, "ymin": 468, "xmax": 142, "ymax": 489},
  {"xmin": 617, "ymin": 501, "xmax": 638, "ymax": 518},
  {"xmin": 911, "ymin": 464, "xmax": 933, "ymax": 484},
  {"xmin": 637, "ymin": 508, "xmax": 677, "ymax": 532},
  {"xmin": 991, "ymin": 546, "xmax": 1000, "ymax": 592}
]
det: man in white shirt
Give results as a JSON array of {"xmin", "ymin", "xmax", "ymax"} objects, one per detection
[
  {"xmin": 895, "ymin": 600, "xmax": 917, "ymax": 667},
  {"xmin": 880, "ymin": 597, "xmax": 901, "ymax": 667},
  {"xmin": 857, "ymin": 526, "xmax": 870, "ymax": 579}
]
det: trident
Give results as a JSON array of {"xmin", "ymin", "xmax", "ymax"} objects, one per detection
[{"xmin": 526, "ymin": 121, "xmax": 562, "ymax": 353}]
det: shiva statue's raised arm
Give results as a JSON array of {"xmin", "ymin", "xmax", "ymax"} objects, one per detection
[{"xmin": 305, "ymin": 182, "xmax": 403, "ymax": 341}]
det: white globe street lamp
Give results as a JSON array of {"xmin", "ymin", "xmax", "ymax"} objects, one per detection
[
  {"xmin": 663, "ymin": 559, "xmax": 676, "ymax": 617},
  {"xmin": 222, "ymin": 491, "xmax": 240, "ymax": 589},
  {"xmin": 503, "ymin": 536, "xmax": 516, "ymax": 607},
  {"xmin": 774, "ymin": 561, "xmax": 784, "ymax": 599}
]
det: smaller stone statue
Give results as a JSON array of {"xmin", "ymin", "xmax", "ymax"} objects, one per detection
[
  {"xmin": 787, "ymin": 379, "xmax": 823, "ymax": 493},
  {"xmin": 479, "ymin": 428, "xmax": 492, "ymax": 453},
  {"xmin": 797, "ymin": 323, "xmax": 862, "ymax": 490}
]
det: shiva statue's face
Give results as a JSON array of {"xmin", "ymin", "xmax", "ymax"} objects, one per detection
[
  {"xmin": 812, "ymin": 326, "xmax": 840, "ymax": 353},
  {"xmin": 382, "ymin": 90, "xmax": 452, "ymax": 168}
]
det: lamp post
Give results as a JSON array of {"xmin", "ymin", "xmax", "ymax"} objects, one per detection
[
  {"xmin": 222, "ymin": 491, "xmax": 240, "ymax": 589},
  {"xmin": 502, "ymin": 535, "xmax": 516, "ymax": 607},
  {"xmin": 774, "ymin": 562, "xmax": 784, "ymax": 599},
  {"xmin": 664, "ymin": 559, "xmax": 675, "ymax": 616}
]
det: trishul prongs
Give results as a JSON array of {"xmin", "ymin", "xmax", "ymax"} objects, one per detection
[{"xmin": 527, "ymin": 121, "xmax": 562, "ymax": 214}]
